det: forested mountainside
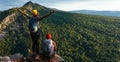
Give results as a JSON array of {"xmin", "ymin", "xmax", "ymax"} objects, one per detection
[{"xmin": 0, "ymin": 1, "xmax": 120, "ymax": 62}]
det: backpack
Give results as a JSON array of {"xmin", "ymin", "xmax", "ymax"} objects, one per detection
[
  {"xmin": 29, "ymin": 18, "xmax": 38, "ymax": 32},
  {"xmin": 42, "ymin": 39, "xmax": 54, "ymax": 57}
]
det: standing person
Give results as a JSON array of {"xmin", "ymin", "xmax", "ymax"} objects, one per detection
[
  {"xmin": 16, "ymin": 8, "xmax": 55, "ymax": 54},
  {"xmin": 42, "ymin": 33, "xmax": 57, "ymax": 57}
]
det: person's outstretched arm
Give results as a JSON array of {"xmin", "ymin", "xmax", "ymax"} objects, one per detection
[
  {"xmin": 39, "ymin": 10, "xmax": 55, "ymax": 20},
  {"xmin": 16, "ymin": 8, "xmax": 30, "ymax": 19}
]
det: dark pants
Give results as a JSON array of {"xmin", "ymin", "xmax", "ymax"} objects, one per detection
[{"xmin": 30, "ymin": 30, "xmax": 40, "ymax": 54}]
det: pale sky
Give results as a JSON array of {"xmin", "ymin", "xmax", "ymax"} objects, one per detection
[{"xmin": 0, "ymin": 0, "xmax": 120, "ymax": 11}]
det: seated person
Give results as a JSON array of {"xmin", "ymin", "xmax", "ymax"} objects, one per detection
[{"xmin": 42, "ymin": 33, "xmax": 57, "ymax": 58}]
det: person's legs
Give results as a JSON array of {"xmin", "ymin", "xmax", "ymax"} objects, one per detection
[
  {"xmin": 30, "ymin": 33, "xmax": 36, "ymax": 54},
  {"xmin": 37, "ymin": 29, "xmax": 41, "ymax": 40},
  {"xmin": 36, "ymin": 41, "xmax": 39, "ymax": 54},
  {"xmin": 30, "ymin": 29, "xmax": 41, "ymax": 54},
  {"xmin": 35, "ymin": 30, "xmax": 40, "ymax": 54},
  {"xmin": 32, "ymin": 41, "xmax": 36, "ymax": 53}
]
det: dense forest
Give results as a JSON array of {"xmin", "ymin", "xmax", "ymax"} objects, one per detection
[{"xmin": 0, "ymin": 1, "xmax": 120, "ymax": 62}]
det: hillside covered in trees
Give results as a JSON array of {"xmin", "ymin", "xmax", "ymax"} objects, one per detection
[{"xmin": 0, "ymin": 1, "xmax": 120, "ymax": 62}]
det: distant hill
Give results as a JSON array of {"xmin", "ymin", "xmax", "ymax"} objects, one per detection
[
  {"xmin": 0, "ymin": 1, "xmax": 120, "ymax": 62},
  {"xmin": 70, "ymin": 10, "xmax": 120, "ymax": 17}
]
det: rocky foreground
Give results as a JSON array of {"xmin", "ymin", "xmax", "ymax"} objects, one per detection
[{"xmin": 0, "ymin": 53, "xmax": 65, "ymax": 62}]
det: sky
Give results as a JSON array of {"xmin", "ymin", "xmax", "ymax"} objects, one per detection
[{"xmin": 0, "ymin": 0, "xmax": 120, "ymax": 11}]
